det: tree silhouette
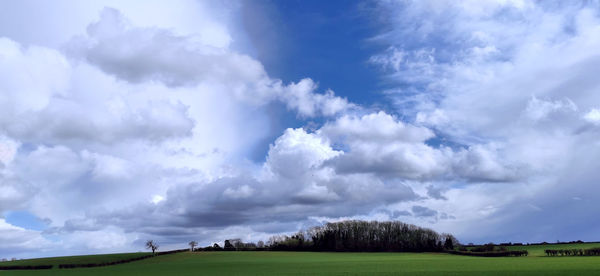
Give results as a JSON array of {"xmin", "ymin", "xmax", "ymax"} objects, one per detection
[
  {"xmin": 444, "ymin": 236, "xmax": 454, "ymax": 250},
  {"xmin": 224, "ymin": 240, "xmax": 235, "ymax": 251},
  {"xmin": 146, "ymin": 240, "xmax": 159, "ymax": 254},
  {"xmin": 189, "ymin": 241, "xmax": 198, "ymax": 251}
]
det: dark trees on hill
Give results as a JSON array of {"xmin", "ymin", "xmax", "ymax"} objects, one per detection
[
  {"xmin": 444, "ymin": 236, "xmax": 454, "ymax": 250},
  {"xmin": 224, "ymin": 240, "xmax": 235, "ymax": 251},
  {"xmin": 268, "ymin": 220, "xmax": 458, "ymax": 252}
]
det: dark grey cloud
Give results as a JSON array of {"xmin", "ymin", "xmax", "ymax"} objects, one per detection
[
  {"xmin": 426, "ymin": 185, "xmax": 447, "ymax": 200},
  {"xmin": 61, "ymin": 173, "xmax": 420, "ymax": 241},
  {"xmin": 411, "ymin": 205, "xmax": 438, "ymax": 218}
]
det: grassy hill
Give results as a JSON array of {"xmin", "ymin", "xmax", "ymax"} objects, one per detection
[{"xmin": 2, "ymin": 243, "xmax": 600, "ymax": 275}]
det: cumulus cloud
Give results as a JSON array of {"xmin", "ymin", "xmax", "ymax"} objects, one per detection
[
  {"xmin": 68, "ymin": 8, "xmax": 351, "ymax": 118},
  {"xmin": 315, "ymin": 111, "xmax": 517, "ymax": 183},
  {"xmin": 68, "ymin": 8, "xmax": 266, "ymax": 88},
  {"xmin": 266, "ymin": 128, "xmax": 341, "ymax": 179},
  {"xmin": 0, "ymin": 37, "xmax": 195, "ymax": 145},
  {"xmin": 319, "ymin": 112, "xmax": 448, "ymax": 180},
  {"xmin": 45, "ymin": 126, "xmax": 423, "ymax": 243}
]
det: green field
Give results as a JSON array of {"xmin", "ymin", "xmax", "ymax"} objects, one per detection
[
  {"xmin": 506, "ymin": 243, "xmax": 600, "ymax": 257},
  {"xmin": 3, "ymin": 245, "xmax": 600, "ymax": 275}
]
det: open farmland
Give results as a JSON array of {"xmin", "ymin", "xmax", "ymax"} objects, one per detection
[
  {"xmin": 506, "ymin": 243, "xmax": 600, "ymax": 257},
  {"xmin": 3, "ymin": 247, "xmax": 600, "ymax": 275}
]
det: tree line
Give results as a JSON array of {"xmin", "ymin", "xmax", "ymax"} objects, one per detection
[
  {"xmin": 195, "ymin": 220, "xmax": 458, "ymax": 253},
  {"xmin": 545, "ymin": 248, "xmax": 600, "ymax": 256},
  {"xmin": 447, "ymin": 250, "xmax": 528, "ymax": 257}
]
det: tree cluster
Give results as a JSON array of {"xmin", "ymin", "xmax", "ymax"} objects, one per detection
[
  {"xmin": 198, "ymin": 239, "xmax": 266, "ymax": 251},
  {"xmin": 268, "ymin": 220, "xmax": 458, "ymax": 252},
  {"xmin": 451, "ymin": 243, "xmax": 528, "ymax": 257}
]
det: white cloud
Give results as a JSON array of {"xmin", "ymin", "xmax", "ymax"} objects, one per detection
[
  {"xmin": 319, "ymin": 111, "xmax": 434, "ymax": 143},
  {"xmin": 583, "ymin": 108, "xmax": 600, "ymax": 124},
  {"xmin": 67, "ymin": 8, "xmax": 351, "ymax": 118},
  {"xmin": 0, "ymin": 219, "xmax": 53, "ymax": 258},
  {"xmin": 151, "ymin": 195, "xmax": 165, "ymax": 204},
  {"xmin": 266, "ymin": 128, "xmax": 341, "ymax": 179},
  {"xmin": 316, "ymin": 111, "xmax": 517, "ymax": 182},
  {"xmin": 522, "ymin": 96, "xmax": 577, "ymax": 122},
  {"xmin": 280, "ymin": 79, "xmax": 353, "ymax": 117},
  {"xmin": 0, "ymin": 38, "xmax": 70, "ymax": 115},
  {"xmin": 0, "ymin": 136, "xmax": 18, "ymax": 166}
]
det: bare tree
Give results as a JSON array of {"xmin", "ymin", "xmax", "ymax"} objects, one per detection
[
  {"xmin": 146, "ymin": 240, "xmax": 159, "ymax": 254},
  {"xmin": 189, "ymin": 241, "xmax": 198, "ymax": 251}
]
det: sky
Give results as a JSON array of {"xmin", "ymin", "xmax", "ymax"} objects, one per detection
[{"xmin": 1, "ymin": 0, "xmax": 600, "ymax": 259}]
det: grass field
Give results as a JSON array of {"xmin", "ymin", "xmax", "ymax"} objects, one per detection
[
  {"xmin": 506, "ymin": 243, "xmax": 600, "ymax": 257},
  {"xmin": 2, "ymin": 244, "xmax": 600, "ymax": 275}
]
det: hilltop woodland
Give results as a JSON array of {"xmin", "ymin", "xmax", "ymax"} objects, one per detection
[{"xmin": 202, "ymin": 220, "xmax": 458, "ymax": 252}]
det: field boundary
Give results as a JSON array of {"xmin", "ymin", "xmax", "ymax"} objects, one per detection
[
  {"xmin": 0, "ymin": 265, "xmax": 53, "ymax": 270},
  {"xmin": 447, "ymin": 250, "xmax": 528, "ymax": 257},
  {"xmin": 58, "ymin": 249, "xmax": 188, "ymax": 269}
]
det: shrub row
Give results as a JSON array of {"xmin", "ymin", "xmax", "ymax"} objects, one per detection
[
  {"xmin": 447, "ymin": 250, "xmax": 528, "ymax": 257},
  {"xmin": 0, "ymin": 265, "xmax": 53, "ymax": 270},
  {"xmin": 545, "ymin": 248, "xmax": 600, "ymax": 256},
  {"xmin": 59, "ymin": 249, "xmax": 188, "ymax": 269}
]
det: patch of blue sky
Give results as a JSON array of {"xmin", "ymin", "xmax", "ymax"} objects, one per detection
[
  {"xmin": 242, "ymin": 0, "xmax": 390, "ymax": 108},
  {"xmin": 425, "ymin": 133, "xmax": 467, "ymax": 151},
  {"xmin": 4, "ymin": 211, "xmax": 49, "ymax": 231}
]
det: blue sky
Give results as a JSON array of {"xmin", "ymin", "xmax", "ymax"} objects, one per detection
[
  {"xmin": 245, "ymin": 0, "xmax": 384, "ymax": 105},
  {"xmin": 240, "ymin": 0, "xmax": 390, "ymax": 161},
  {"xmin": 2, "ymin": 0, "xmax": 600, "ymax": 259}
]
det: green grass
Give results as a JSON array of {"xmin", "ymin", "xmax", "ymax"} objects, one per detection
[
  {"xmin": 2, "ymin": 250, "xmax": 600, "ymax": 275},
  {"xmin": 0, "ymin": 252, "xmax": 151, "ymax": 268},
  {"xmin": 506, "ymin": 243, "xmax": 600, "ymax": 257}
]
